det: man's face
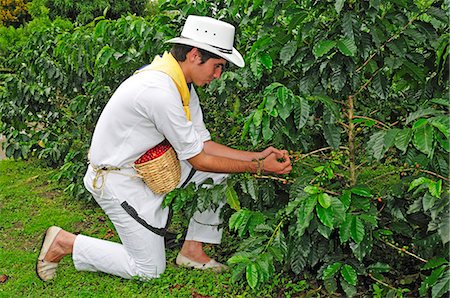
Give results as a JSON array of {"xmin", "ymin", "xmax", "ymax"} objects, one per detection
[{"xmin": 190, "ymin": 55, "xmax": 227, "ymax": 87}]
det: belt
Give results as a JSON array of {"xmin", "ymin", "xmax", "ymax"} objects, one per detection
[{"xmin": 120, "ymin": 167, "xmax": 197, "ymax": 237}]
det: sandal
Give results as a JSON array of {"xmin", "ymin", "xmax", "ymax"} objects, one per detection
[
  {"xmin": 36, "ymin": 226, "xmax": 62, "ymax": 281},
  {"xmin": 176, "ymin": 253, "xmax": 228, "ymax": 272}
]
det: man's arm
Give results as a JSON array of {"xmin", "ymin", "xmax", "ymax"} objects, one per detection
[
  {"xmin": 202, "ymin": 140, "xmax": 287, "ymax": 162},
  {"xmin": 188, "ymin": 143, "xmax": 292, "ymax": 175}
]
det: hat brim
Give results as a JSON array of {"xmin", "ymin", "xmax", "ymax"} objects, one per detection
[{"xmin": 166, "ymin": 37, "xmax": 245, "ymax": 68}]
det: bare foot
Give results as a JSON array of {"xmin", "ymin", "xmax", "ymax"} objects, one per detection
[
  {"xmin": 179, "ymin": 240, "xmax": 211, "ymax": 263},
  {"xmin": 44, "ymin": 230, "xmax": 76, "ymax": 263}
]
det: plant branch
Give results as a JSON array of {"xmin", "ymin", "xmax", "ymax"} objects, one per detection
[
  {"xmin": 290, "ymin": 146, "xmax": 349, "ymax": 159},
  {"xmin": 253, "ymin": 174, "xmax": 290, "ymax": 184},
  {"xmin": 263, "ymin": 218, "xmax": 285, "ymax": 253},
  {"xmin": 353, "ymin": 115, "xmax": 391, "ymax": 129},
  {"xmin": 419, "ymin": 169, "xmax": 450, "ymax": 182},
  {"xmin": 320, "ymin": 187, "xmax": 340, "ymax": 196},
  {"xmin": 368, "ymin": 274, "xmax": 399, "ymax": 291},
  {"xmin": 382, "ymin": 239, "xmax": 428, "ymax": 263},
  {"xmin": 352, "ymin": 67, "xmax": 382, "ymax": 97},
  {"xmin": 365, "ymin": 168, "xmax": 450, "ymax": 184},
  {"xmin": 339, "ymin": 121, "xmax": 349, "ymax": 130}
]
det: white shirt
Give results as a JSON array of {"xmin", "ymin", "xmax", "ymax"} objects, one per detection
[{"xmin": 89, "ymin": 70, "xmax": 211, "ymax": 167}]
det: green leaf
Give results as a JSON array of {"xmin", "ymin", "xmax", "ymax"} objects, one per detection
[
  {"xmin": 296, "ymin": 195, "xmax": 317, "ymax": 236},
  {"xmin": 432, "ymin": 270, "xmax": 450, "ymax": 298},
  {"xmin": 413, "ymin": 118, "xmax": 429, "ymax": 129},
  {"xmin": 313, "ymin": 40, "xmax": 336, "ymax": 59},
  {"xmin": 304, "ymin": 186, "xmax": 320, "ymax": 194},
  {"xmin": 367, "ymin": 131, "xmax": 386, "ymax": 160},
  {"xmin": 323, "ymin": 123, "xmax": 341, "ymax": 149},
  {"xmin": 331, "ymin": 64, "xmax": 346, "ymax": 92},
  {"xmin": 408, "ymin": 177, "xmax": 432, "ymax": 191},
  {"xmin": 395, "ymin": 128, "xmax": 413, "ymax": 153},
  {"xmin": 341, "ymin": 264, "xmax": 358, "ymax": 286},
  {"xmin": 340, "ymin": 190, "xmax": 352, "ymax": 209},
  {"xmin": 372, "ymin": 74, "xmax": 388, "ymax": 99},
  {"xmin": 422, "ymin": 258, "xmax": 449, "ymax": 271},
  {"xmin": 423, "ymin": 192, "xmax": 437, "ymax": 212},
  {"xmin": 240, "ymin": 178, "xmax": 257, "ymax": 201},
  {"xmin": 317, "ymin": 222, "xmax": 332, "ymax": 238},
  {"xmin": 337, "ymin": 38, "xmax": 356, "ymax": 56},
  {"xmin": 322, "ymin": 262, "xmax": 342, "ymax": 279},
  {"xmin": 265, "ymin": 94, "xmax": 277, "ymax": 113},
  {"xmin": 316, "ymin": 204, "xmax": 334, "ymax": 228},
  {"xmin": 384, "ymin": 128, "xmax": 400, "ymax": 149},
  {"xmin": 339, "ymin": 215, "xmax": 352, "ymax": 243},
  {"xmin": 95, "ymin": 45, "xmax": 114, "ymax": 68},
  {"xmin": 429, "ymin": 116, "xmax": 450, "ymax": 137},
  {"xmin": 318, "ymin": 192, "xmax": 332, "ymax": 209},
  {"xmin": 256, "ymin": 254, "xmax": 273, "ymax": 283},
  {"xmin": 227, "ymin": 252, "xmax": 252, "ymax": 264},
  {"xmin": 427, "ymin": 6, "xmax": 448, "ymax": 23},
  {"xmin": 246, "ymin": 263, "xmax": 260, "ymax": 289},
  {"xmin": 280, "ymin": 41, "xmax": 297, "ymax": 65},
  {"xmin": 229, "ymin": 209, "xmax": 252, "ymax": 235},
  {"xmin": 226, "ymin": 183, "xmax": 241, "ymax": 211},
  {"xmin": 253, "ymin": 109, "xmax": 263, "ymax": 127},
  {"xmin": 342, "ymin": 13, "xmax": 355, "ymax": 41},
  {"xmin": 294, "ymin": 96, "xmax": 310, "ymax": 130},
  {"xmin": 431, "ymin": 98, "xmax": 450, "ymax": 107},
  {"xmin": 350, "ymin": 187, "xmax": 372, "ymax": 197},
  {"xmin": 260, "ymin": 53, "xmax": 273, "ymax": 70},
  {"xmin": 368, "ymin": 262, "xmax": 391, "ymax": 273},
  {"xmin": 262, "ymin": 114, "xmax": 274, "ymax": 141},
  {"xmin": 277, "ymin": 87, "xmax": 288, "ymax": 105},
  {"xmin": 403, "ymin": 60, "xmax": 425, "ymax": 81},
  {"xmin": 436, "ymin": 134, "xmax": 450, "ymax": 152},
  {"xmin": 420, "ymin": 266, "xmax": 446, "ymax": 296},
  {"xmin": 438, "ymin": 215, "xmax": 450, "ymax": 244},
  {"xmin": 428, "ymin": 180, "xmax": 442, "ymax": 198},
  {"xmin": 413, "ymin": 123, "xmax": 434, "ymax": 156},
  {"xmin": 314, "ymin": 166, "xmax": 325, "ymax": 173},
  {"xmin": 406, "ymin": 108, "xmax": 441, "ymax": 125},
  {"xmin": 340, "ymin": 279, "xmax": 357, "ymax": 297},
  {"xmin": 331, "ymin": 197, "xmax": 346, "ymax": 224},
  {"xmin": 250, "ymin": 56, "xmax": 263, "ymax": 79},
  {"xmin": 335, "ymin": 0, "xmax": 345, "ymax": 14},
  {"xmin": 350, "ymin": 216, "xmax": 365, "ymax": 244}
]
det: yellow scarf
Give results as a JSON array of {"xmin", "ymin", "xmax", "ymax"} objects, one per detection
[{"xmin": 135, "ymin": 52, "xmax": 191, "ymax": 121}]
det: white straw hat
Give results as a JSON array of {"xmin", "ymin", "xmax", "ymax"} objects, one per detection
[{"xmin": 166, "ymin": 15, "xmax": 245, "ymax": 68}]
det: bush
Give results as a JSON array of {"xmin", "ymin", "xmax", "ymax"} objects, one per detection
[{"xmin": 0, "ymin": 0, "xmax": 30, "ymax": 27}]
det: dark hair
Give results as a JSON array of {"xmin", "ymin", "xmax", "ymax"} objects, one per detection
[{"xmin": 170, "ymin": 44, "xmax": 222, "ymax": 64}]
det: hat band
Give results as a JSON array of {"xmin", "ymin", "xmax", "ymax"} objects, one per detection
[
  {"xmin": 210, "ymin": 44, "xmax": 232, "ymax": 54},
  {"xmin": 180, "ymin": 36, "xmax": 233, "ymax": 54}
]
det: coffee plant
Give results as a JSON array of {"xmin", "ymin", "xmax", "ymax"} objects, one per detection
[{"xmin": 0, "ymin": 0, "xmax": 448, "ymax": 296}]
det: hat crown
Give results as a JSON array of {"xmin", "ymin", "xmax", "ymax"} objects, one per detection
[{"xmin": 181, "ymin": 15, "xmax": 235, "ymax": 52}]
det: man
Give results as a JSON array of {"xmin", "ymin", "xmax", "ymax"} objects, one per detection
[{"xmin": 36, "ymin": 15, "xmax": 291, "ymax": 281}]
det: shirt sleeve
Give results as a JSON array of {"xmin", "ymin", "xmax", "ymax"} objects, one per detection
[{"xmin": 135, "ymin": 74, "xmax": 204, "ymax": 160}]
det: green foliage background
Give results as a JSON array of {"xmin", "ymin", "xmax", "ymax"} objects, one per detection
[{"xmin": 0, "ymin": 0, "xmax": 449, "ymax": 296}]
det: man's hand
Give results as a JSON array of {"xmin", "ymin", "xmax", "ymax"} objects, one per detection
[
  {"xmin": 258, "ymin": 146, "xmax": 288, "ymax": 160},
  {"xmin": 262, "ymin": 152, "xmax": 292, "ymax": 175}
]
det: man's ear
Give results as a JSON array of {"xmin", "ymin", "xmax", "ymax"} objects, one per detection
[{"xmin": 187, "ymin": 47, "xmax": 201, "ymax": 63}]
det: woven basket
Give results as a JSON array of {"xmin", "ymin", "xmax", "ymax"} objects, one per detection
[{"xmin": 134, "ymin": 147, "xmax": 181, "ymax": 194}]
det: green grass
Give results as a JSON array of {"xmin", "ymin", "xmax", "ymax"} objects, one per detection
[{"xmin": 0, "ymin": 159, "xmax": 308, "ymax": 297}]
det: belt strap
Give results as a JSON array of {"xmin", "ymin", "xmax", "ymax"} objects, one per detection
[{"xmin": 121, "ymin": 167, "xmax": 197, "ymax": 237}]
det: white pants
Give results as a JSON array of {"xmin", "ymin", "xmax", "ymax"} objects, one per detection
[{"xmin": 72, "ymin": 161, "xmax": 227, "ymax": 279}]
